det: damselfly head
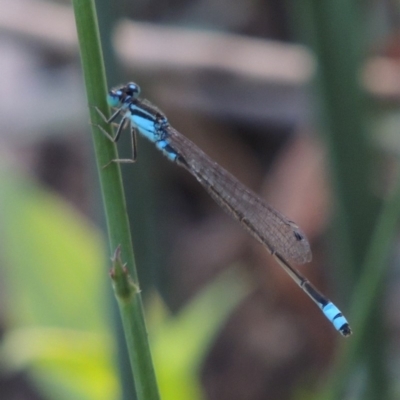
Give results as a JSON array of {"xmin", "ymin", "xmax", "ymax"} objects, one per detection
[{"xmin": 107, "ymin": 82, "xmax": 141, "ymax": 108}]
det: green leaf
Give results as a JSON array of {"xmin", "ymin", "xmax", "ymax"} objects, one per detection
[
  {"xmin": 149, "ymin": 267, "xmax": 250, "ymax": 400},
  {"xmin": 0, "ymin": 170, "xmax": 118, "ymax": 400}
]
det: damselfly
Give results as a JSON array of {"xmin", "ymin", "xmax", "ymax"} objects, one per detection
[{"xmin": 95, "ymin": 82, "xmax": 352, "ymax": 337}]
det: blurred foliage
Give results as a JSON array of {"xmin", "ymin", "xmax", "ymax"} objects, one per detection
[
  {"xmin": 0, "ymin": 168, "xmax": 249, "ymax": 399},
  {"xmin": 0, "ymin": 168, "xmax": 118, "ymax": 400},
  {"xmin": 150, "ymin": 267, "xmax": 249, "ymax": 400}
]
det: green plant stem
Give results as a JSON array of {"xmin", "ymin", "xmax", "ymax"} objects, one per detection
[
  {"xmin": 110, "ymin": 247, "xmax": 157, "ymax": 398},
  {"xmin": 318, "ymin": 170, "xmax": 400, "ymax": 400},
  {"xmin": 292, "ymin": 1, "xmax": 386, "ymax": 398},
  {"xmin": 72, "ymin": 1, "xmax": 160, "ymax": 399},
  {"xmin": 298, "ymin": 0, "xmax": 378, "ymax": 277}
]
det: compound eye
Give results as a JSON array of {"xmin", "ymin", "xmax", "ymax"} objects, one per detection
[
  {"xmin": 107, "ymin": 90, "xmax": 122, "ymax": 107},
  {"xmin": 127, "ymin": 82, "xmax": 140, "ymax": 97}
]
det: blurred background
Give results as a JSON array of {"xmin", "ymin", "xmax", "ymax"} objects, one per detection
[{"xmin": 1, "ymin": 0, "xmax": 400, "ymax": 399}]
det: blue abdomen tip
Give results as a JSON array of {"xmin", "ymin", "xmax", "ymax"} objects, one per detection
[{"xmin": 322, "ymin": 303, "xmax": 351, "ymax": 334}]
